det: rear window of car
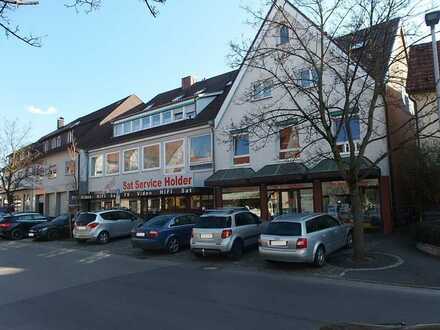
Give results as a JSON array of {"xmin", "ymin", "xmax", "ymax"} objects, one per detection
[
  {"xmin": 196, "ymin": 216, "xmax": 232, "ymax": 229},
  {"xmin": 0, "ymin": 216, "xmax": 14, "ymax": 223},
  {"xmin": 76, "ymin": 213, "xmax": 97, "ymax": 225},
  {"xmin": 145, "ymin": 215, "xmax": 173, "ymax": 228},
  {"xmin": 263, "ymin": 221, "xmax": 302, "ymax": 236},
  {"xmin": 51, "ymin": 215, "xmax": 69, "ymax": 225}
]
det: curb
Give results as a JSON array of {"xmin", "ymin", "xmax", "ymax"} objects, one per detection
[{"xmin": 416, "ymin": 242, "xmax": 440, "ymax": 258}]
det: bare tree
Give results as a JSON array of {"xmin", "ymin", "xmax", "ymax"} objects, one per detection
[
  {"xmin": 226, "ymin": 0, "xmax": 439, "ymax": 260},
  {"xmin": 0, "ymin": 120, "xmax": 39, "ymax": 212},
  {"xmin": 0, "ymin": 0, "xmax": 166, "ymax": 47},
  {"xmin": 66, "ymin": 136, "xmax": 80, "ymax": 237}
]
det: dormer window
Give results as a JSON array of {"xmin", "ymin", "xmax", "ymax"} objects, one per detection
[
  {"xmin": 132, "ymin": 118, "xmax": 141, "ymax": 132},
  {"xmin": 152, "ymin": 113, "xmax": 161, "ymax": 127},
  {"xmin": 163, "ymin": 110, "xmax": 172, "ymax": 124},
  {"xmin": 280, "ymin": 25, "xmax": 289, "ymax": 44},
  {"xmin": 185, "ymin": 104, "xmax": 196, "ymax": 119},
  {"xmin": 142, "ymin": 116, "xmax": 150, "ymax": 129},
  {"xmin": 123, "ymin": 121, "xmax": 131, "ymax": 134},
  {"xmin": 174, "ymin": 108, "xmax": 183, "ymax": 121}
]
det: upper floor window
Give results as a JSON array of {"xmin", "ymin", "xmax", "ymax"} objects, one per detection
[
  {"xmin": 298, "ymin": 68, "xmax": 318, "ymax": 88},
  {"xmin": 152, "ymin": 113, "xmax": 161, "ymax": 127},
  {"xmin": 165, "ymin": 139, "xmax": 185, "ymax": 174},
  {"xmin": 143, "ymin": 144, "xmax": 160, "ymax": 170},
  {"xmin": 142, "ymin": 116, "xmax": 151, "ymax": 129},
  {"xmin": 65, "ymin": 160, "xmax": 75, "ymax": 176},
  {"xmin": 279, "ymin": 126, "xmax": 300, "ymax": 160},
  {"xmin": 48, "ymin": 164, "xmax": 57, "ymax": 179},
  {"xmin": 334, "ymin": 116, "xmax": 361, "ymax": 154},
  {"xmin": 163, "ymin": 110, "xmax": 172, "ymax": 124},
  {"xmin": 123, "ymin": 148, "xmax": 139, "ymax": 173},
  {"xmin": 252, "ymin": 79, "xmax": 272, "ymax": 100},
  {"xmin": 123, "ymin": 121, "xmax": 131, "ymax": 134},
  {"xmin": 114, "ymin": 123, "xmax": 123, "ymax": 137},
  {"xmin": 90, "ymin": 155, "xmax": 104, "ymax": 177},
  {"xmin": 132, "ymin": 118, "xmax": 141, "ymax": 132},
  {"xmin": 43, "ymin": 141, "xmax": 49, "ymax": 152},
  {"xmin": 185, "ymin": 104, "xmax": 196, "ymax": 119},
  {"xmin": 106, "ymin": 152, "xmax": 120, "ymax": 175},
  {"xmin": 280, "ymin": 25, "xmax": 289, "ymax": 44},
  {"xmin": 233, "ymin": 134, "xmax": 250, "ymax": 165},
  {"xmin": 190, "ymin": 134, "xmax": 212, "ymax": 164}
]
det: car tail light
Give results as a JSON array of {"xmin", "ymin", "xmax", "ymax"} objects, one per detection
[
  {"xmin": 87, "ymin": 222, "xmax": 99, "ymax": 229},
  {"xmin": 147, "ymin": 230, "xmax": 159, "ymax": 239},
  {"xmin": 296, "ymin": 238, "xmax": 308, "ymax": 249},
  {"xmin": 0, "ymin": 223, "xmax": 11, "ymax": 229},
  {"xmin": 221, "ymin": 229, "xmax": 232, "ymax": 239}
]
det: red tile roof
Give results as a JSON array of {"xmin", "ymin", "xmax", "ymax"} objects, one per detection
[{"xmin": 407, "ymin": 41, "xmax": 440, "ymax": 93}]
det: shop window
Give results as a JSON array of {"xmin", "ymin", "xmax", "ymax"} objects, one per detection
[
  {"xmin": 143, "ymin": 144, "xmax": 160, "ymax": 170},
  {"xmin": 163, "ymin": 196, "xmax": 175, "ymax": 211},
  {"xmin": 279, "ymin": 126, "xmax": 300, "ymax": 160},
  {"xmin": 190, "ymin": 134, "xmax": 212, "ymax": 165},
  {"xmin": 252, "ymin": 79, "xmax": 272, "ymax": 100},
  {"xmin": 233, "ymin": 134, "xmax": 250, "ymax": 165},
  {"xmin": 123, "ymin": 148, "xmax": 139, "ymax": 173},
  {"xmin": 165, "ymin": 139, "xmax": 184, "ymax": 173},
  {"xmin": 90, "ymin": 155, "xmax": 103, "ymax": 177},
  {"xmin": 175, "ymin": 196, "xmax": 188, "ymax": 210},
  {"xmin": 129, "ymin": 200, "xmax": 139, "ymax": 214},
  {"xmin": 222, "ymin": 187, "xmax": 260, "ymax": 216},
  {"xmin": 280, "ymin": 25, "xmax": 289, "ymax": 44},
  {"xmin": 106, "ymin": 152, "xmax": 120, "ymax": 175}
]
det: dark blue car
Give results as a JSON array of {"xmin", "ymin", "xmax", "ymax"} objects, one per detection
[{"xmin": 131, "ymin": 213, "xmax": 199, "ymax": 254}]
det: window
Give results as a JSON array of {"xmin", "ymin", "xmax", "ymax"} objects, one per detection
[
  {"xmin": 142, "ymin": 116, "xmax": 151, "ymax": 129},
  {"xmin": 106, "ymin": 152, "xmax": 120, "ymax": 175},
  {"xmin": 235, "ymin": 213, "xmax": 255, "ymax": 226},
  {"xmin": 279, "ymin": 126, "xmax": 300, "ymax": 159},
  {"xmin": 233, "ymin": 134, "xmax": 250, "ymax": 165},
  {"xmin": 322, "ymin": 215, "xmax": 340, "ymax": 227},
  {"xmin": 162, "ymin": 110, "xmax": 172, "ymax": 124},
  {"xmin": 132, "ymin": 119, "xmax": 141, "ymax": 132},
  {"xmin": 90, "ymin": 155, "xmax": 103, "ymax": 177},
  {"xmin": 280, "ymin": 25, "xmax": 289, "ymax": 44},
  {"xmin": 165, "ymin": 139, "xmax": 184, "ymax": 173},
  {"xmin": 196, "ymin": 216, "xmax": 232, "ymax": 228},
  {"xmin": 114, "ymin": 123, "xmax": 123, "ymax": 137},
  {"xmin": 43, "ymin": 141, "xmax": 49, "ymax": 152},
  {"xmin": 67, "ymin": 131, "xmax": 74, "ymax": 143},
  {"xmin": 152, "ymin": 113, "xmax": 161, "ymax": 127},
  {"xmin": 190, "ymin": 134, "xmax": 212, "ymax": 164},
  {"xmin": 143, "ymin": 144, "xmax": 160, "ymax": 170},
  {"xmin": 352, "ymin": 40, "xmax": 364, "ymax": 49},
  {"xmin": 263, "ymin": 221, "xmax": 302, "ymax": 236},
  {"xmin": 65, "ymin": 160, "xmax": 75, "ymax": 176},
  {"xmin": 174, "ymin": 108, "xmax": 184, "ymax": 121},
  {"xmin": 185, "ymin": 104, "xmax": 196, "ymax": 119},
  {"xmin": 123, "ymin": 121, "xmax": 131, "ymax": 134},
  {"xmin": 334, "ymin": 116, "xmax": 361, "ymax": 154},
  {"xmin": 252, "ymin": 79, "xmax": 272, "ymax": 100},
  {"xmin": 123, "ymin": 148, "xmax": 139, "ymax": 172},
  {"xmin": 48, "ymin": 165, "xmax": 57, "ymax": 179},
  {"xmin": 299, "ymin": 68, "xmax": 318, "ymax": 88}
]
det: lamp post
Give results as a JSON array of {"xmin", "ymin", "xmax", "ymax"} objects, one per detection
[{"xmin": 425, "ymin": 11, "xmax": 440, "ymax": 129}]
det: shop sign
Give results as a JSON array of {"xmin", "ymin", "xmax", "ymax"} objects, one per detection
[{"xmin": 122, "ymin": 175, "xmax": 193, "ymax": 192}]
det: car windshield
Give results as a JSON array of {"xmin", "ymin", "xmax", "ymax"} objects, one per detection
[
  {"xmin": 144, "ymin": 215, "xmax": 173, "ymax": 228},
  {"xmin": 196, "ymin": 216, "xmax": 232, "ymax": 229},
  {"xmin": 51, "ymin": 215, "xmax": 69, "ymax": 225},
  {"xmin": 76, "ymin": 213, "xmax": 97, "ymax": 225},
  {"xmin": 263, "ymin": 221, "xmax": 302, "ymax": 236}
]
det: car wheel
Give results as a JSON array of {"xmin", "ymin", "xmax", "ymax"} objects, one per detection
[
  {"xmin": 97, "ymin": 231, "xmax": 110, "ymax": 244},
  {"xmin": 48, "ymin": 230, "xmax": 59, "ymax": 241},
  {"xmin": 11, "ymin": 229, "xmax": 24, "ymax": 240},
  {"xmin": 167, "ymin": 237, "xmax": 180, "ymax": 254},
  {"xmin": 229, "ymin": 239, "xmax": 244, "ymax": 260},
  {"xmin": 313, "ymin": 245, "xmax": 326, "ymax": 267},
  {"xmin": 345, "ymin": 231, "xmax": 353, "ymax": 249}
]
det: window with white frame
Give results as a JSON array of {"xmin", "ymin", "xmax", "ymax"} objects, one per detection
[
  {"xmin": 252, "ymin": 79, "xmax": 272, "ymax": 100},
  {"xmin": 90, "ymin": 155, "xmax": 104, "ymax": 177},
  {"xmin": 152, "ymin": 113, "xmax": 161, "ymax": 127},
  {"xmin": 279, "ymin": 126, "xmax": 300, "ymax": 160},
  {"xmin": 233, "ymin": 134, "xmax": 250, "ymax": 165},
  {"xmin": 165, "ymin": 140, "xmax": 184, "ymax": 173},
  {"xmin": 123, "ymin": 149, "xmax": 139, "ymax": 172},
  {"xmin": 185, "ymin": 104, "xmax": 196, "ymax": 119},
  {"xmin": 174, "ymin": 108, "xmax": 184, "ymax": 121},
  {"xmin": 280, "ymin": 25, "xmax": 289, "ymax": 44},
  {"xmin": 298, "ymin": 68, "xmax": 318, "ymax": 88},
  {"xmin": 106, "ymin": 152, "xmax": 120, "ymax": 175},
  {"xmin": 48, "ymin": 164, "xmax": 57, "ymax": 179},
  {"xmin": 114, "ymin": 123, "xmax": 123, "ymax": 137},
  {"xmin": 334, "ymin": 116, "xmax": 361, "ymax": 154},
  {"xmin": 142, "ymin": 116, "xmax": 151, "ymax": 129},
  {"xmin": 65, "ymin": 160, "xmax": 75, "ymax": 176},
  {"xmin": 123, "ymin": 121, "xmax": 131, "ymax": 134},
  {"xmin": 132, "ymin": 118, "xmax": 141, "ymax": 132},
  {"xmin": 162, "ymin": 110, "xmax": 172, "ymax": 124},
  {"xmin": 143, "ymin": 144, "xmax": 160, "ymax": 170},
  {"xmin": 190, "ymin": 134, "xmax": 212, "ymax": 164}
]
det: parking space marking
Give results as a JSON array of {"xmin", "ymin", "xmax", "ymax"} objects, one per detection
[{"xmin": 339, "ymin": 253, "xmax": 404, "ymax": 276}]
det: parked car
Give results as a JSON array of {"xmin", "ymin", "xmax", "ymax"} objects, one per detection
[
  {"xmin": 28, "ymin": 214, "xmax": 74, "ymax": 241},
  {"xmin": 73, "ymin": 209, "xmax": 142, "ymax": 244},
  {"xmin": 0, "ymin": 213, "xmax": 50, "ymax": 240},
  {"xmin": 259, "ymin": 213, "xmax": 353, "ymax": 267},
  {"xmin": 132, "ymin": 213, "xmax": 199, "ymax": 253},
  {"xmin": 190, "ymin": 207, "xmax": 262, "ymax": 259}
]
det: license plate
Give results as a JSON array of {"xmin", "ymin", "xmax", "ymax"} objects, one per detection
[
  {"xmin": 28, "ymin": 233, "xmax": 35, "ymax": 237},
  {"xmin": 136, "ymin": 232, "xmax": 146, "ymax": 237},
  {"xmin": 270, "ymin": 240, "xmax": 287, "ymax": 247},
  {"xmin": 200, "ymin": 233, "xmax": 213, "ymax": 239},
  {"xmin": 77, "ymin": 226, "xmax": 86, "ymax": 230}
]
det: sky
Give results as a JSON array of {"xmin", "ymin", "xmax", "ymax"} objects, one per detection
[{"xmin": 1, "ymin": 0, "xmax": 436, "ymax": 142}]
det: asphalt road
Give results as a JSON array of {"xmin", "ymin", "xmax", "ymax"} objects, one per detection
[{"xmin": 0, "ymin": 239, "xmax": 439, "ymax": 330}]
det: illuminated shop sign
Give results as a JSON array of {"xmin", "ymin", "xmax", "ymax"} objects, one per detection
[{"xmin": 122, "ymin": 175, "xmax": 193, "ymax": 192}]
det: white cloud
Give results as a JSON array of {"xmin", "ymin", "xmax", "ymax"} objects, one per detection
[{"xmin": 27, "ymin": 105, "xmax": 58, "ymax": 116}]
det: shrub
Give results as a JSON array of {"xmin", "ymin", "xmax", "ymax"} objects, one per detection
[{"xmin": 415, "ymin": 221, "xmax": 440, "ymax": 247}]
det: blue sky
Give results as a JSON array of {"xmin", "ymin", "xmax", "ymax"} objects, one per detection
[{"xmin": 1, "ymin": 0, "xmax": 260, "ymax": 140}]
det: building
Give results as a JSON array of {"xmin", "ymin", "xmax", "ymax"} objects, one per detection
[
  {"xmin": 80, "ymin": 71, "xmax": 238, "ymax": 215},
  {"xmin": 206, "ymin": 1, "xmax": 413, "ymax": 233}
]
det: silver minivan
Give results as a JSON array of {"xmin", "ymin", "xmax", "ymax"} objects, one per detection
[
  {"xmin": 259, "ymin": 213, "xmax": 353, "ymax": 267},
  {"xmin": 191, "ymin": 208, "xmax": 262, "ymax": 259},
  {"xmin": 73, "ymin": 210, "xmax": 141, "ymax": 244}
]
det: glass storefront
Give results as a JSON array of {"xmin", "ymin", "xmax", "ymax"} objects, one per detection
[
  {"xmin": 222, "ymin": 187, "xmax": 261, "ymax": 216},
  {"xmin": 322, "ymin": 179, "xmax": 381, "ymax": 228},
  {"xmin": 267, "ymin": 183, "xmax": 314, "ymax": 218}
]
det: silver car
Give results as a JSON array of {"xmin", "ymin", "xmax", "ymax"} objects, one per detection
[
  {"xmin": 259, "ymin": 213, "xmax": 353, "ymax": 267},
  {"xmin": 190, "ymin": 208, "xmax": 262, "ymax": 259},
  {"xmin": 73, "ymin": 210, "xmax": 141, "ymax": 244}
]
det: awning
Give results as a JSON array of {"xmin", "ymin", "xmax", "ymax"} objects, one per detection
[
  {"xmin": 309, "ymin": 157, "xmax": 381, "ymax": 179},
  {"xmin": 251, "ymin": 162, "xmax": 308, "ymax": 184},
  {"xmin": 205, "ymin": 168, "xmax": 256, "ymax": 187}
]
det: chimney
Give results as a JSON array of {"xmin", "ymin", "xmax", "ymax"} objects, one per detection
[
  {"xmin": 57, "ymin": 117, "xmax": 65, "ymax": 129},
  {"xmin": 182, "ymin": 75, "xmax": 196, "ymax": 90}
]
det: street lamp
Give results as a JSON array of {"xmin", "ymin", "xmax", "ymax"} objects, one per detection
[{"xmin": 425, "ymin": 11, "xmax": 440, "ymax": 129}]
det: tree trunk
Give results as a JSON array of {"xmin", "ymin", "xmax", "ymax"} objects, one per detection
[
  {"xmin": 348, "ymin": 181, "xmax": 366, "ymax": 261},
  {"xmin": 5, "ymin": 191, "xmax": 15, "ymax": 212}
]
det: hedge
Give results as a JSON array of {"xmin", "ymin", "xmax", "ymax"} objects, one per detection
[{"xmin": 415, "ymin": 220, "xmax": 440, "ymax": 247}]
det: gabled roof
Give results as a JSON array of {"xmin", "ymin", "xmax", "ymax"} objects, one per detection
[{"xmin": 407, "ymin": 41, "xmax": 439, "ymax": 93}]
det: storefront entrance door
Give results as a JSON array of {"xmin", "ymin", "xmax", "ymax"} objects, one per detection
[
  {"xmin": 281, "ymin": 190, "xmax": 298, "ymax": 214},
  {"xmin": 268, "ymin": 186, "xmax": 314, "ymax": 218}
]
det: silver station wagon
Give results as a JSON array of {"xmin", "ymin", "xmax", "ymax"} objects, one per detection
[{"xmin": 259, "ymin": 213, "xmax": 353, "ymax": 267}]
